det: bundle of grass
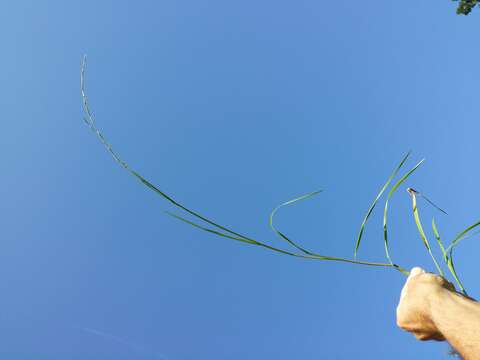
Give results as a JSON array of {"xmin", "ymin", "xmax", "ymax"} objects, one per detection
[{"xmin": 81, "ymin": 56, "xmax": 479, "ymax": 296}]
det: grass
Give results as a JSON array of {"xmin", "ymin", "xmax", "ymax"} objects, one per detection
[
  {"xmin": 354, "ymin": 151, "xmax": 411, "ymax": 259},
  {"xmin": 81, "ymin": 55, "xmax": 479, "ymax": 294},
  {"xmin": 408, "ymin": 188, "xmax": 445, "ymax": 276},
  {"xmin": 381, "ymin": 157, "xmax": 424, "ymax": 275}
]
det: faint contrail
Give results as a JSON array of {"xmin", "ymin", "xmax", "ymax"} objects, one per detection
[{"xmin": 78, "ymin": 326, "xmax": 168, "ymax": 359}]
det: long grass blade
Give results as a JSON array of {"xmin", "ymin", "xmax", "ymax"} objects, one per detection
[
  {"xmin": 82, "ymin": 56, "xmax": 404, "ymax": 272},
  {"xmin": 167, "ymin": 211, "xmax": 399, "ymax": 267},
  {"xmin": 409, "ymin": 190, "xmax": 444, "ymax": 276},
  {"xmin": 166, "ymin": 211, "xmax": 257, "ymax": 245},
  {"xmin": 354, "ymin": 152, "xmax": 411, "ymax": 258},
  {"xmin": 382, "ymin": 159, "xmax": 424, "ymax": 266},
  {"xmin": 82, "ymin": 56, "xmax": 258, "ymax": 243}
]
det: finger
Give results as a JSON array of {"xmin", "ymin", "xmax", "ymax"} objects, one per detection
[
  {"xmin": 408, "ymin": 267, "xmax": 426, "ymax": 280},
  {"xmin": 401, "ymin": 267, "xmax": 426, "ymax": 300}
]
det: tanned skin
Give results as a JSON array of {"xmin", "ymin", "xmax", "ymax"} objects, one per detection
[{"xmin": 397, "ymin": 267, "xmax": 480, "ymax": 359}]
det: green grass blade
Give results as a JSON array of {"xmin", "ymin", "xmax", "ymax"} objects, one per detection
[
  {"xmin": 354, "ymin": 151, "xmax": 411, "ymax": 258},
  {"xmin": 165, "ymin": 211, "xmax": 257, "ymax": 245},
  {"xmin": 447, "ymin": 251, "xmax": 467, "ymax": 295},
  {"xmin": 431, "ymin": 218, "xmax": 448, "ymax": 261},
  {"xmin": 267, "ymin": 190, "xmax": 408, "ymax": 269},
  {"xmin": 432, "ymin": 218, "xmax": 466, "ymax": 293},
  {"xmin": 82, "ymin": 56, "xmax": 259, "ymax": 243},
  {"xmin": 269, "ymin": 190, "xmax": 322, "ymax": 255},
  {"xmin": 167, "ymin": 211, "xmax": 399, "ymax": 267},
  {"xmin": 167, "ymin": 211, "xmax": 313, "ymax": 257},
  {"xmin": 442, "ymin": 219, "xmax": 480, "ymax": 296},
  {"xmin": 382, "ymin": 159, "xmax": 424, "ymax": 265},
  {"xmin": 409, "ymin": 191, "xmax": 444, "ymax": 276},
  {"xmin": 447, "ymin": 252, "xmax": 467, "ymax": 295},
  {"xmin": 130, "ymin": 170, "xmax": 257, "ymax": 241},
  {"xmin": 445, "ymin": 220, "xmax": 480, "ymax": 254},
  {"xmin": 82, "ymin": 56, "xmax": 404, "ymax": 273}
]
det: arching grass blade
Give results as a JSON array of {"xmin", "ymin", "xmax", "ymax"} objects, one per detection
[
  {"xmin": 82, "ymin": 55, "xmax": 257, "ymax": 243},
  {"xmin": 167, "ymin": 211, "xmax": 399, "ymax": 267},
  {"xmin": 445, "ymin": 220, "xmax": 480, "ymax": 254},
  {"xmin": 382, "ymin": 159, "xmax": 424, "ymax": 267},
  {"xmin": 166, "ymin": 211, "xmax": 257, "ymax": 245},
  {"xmin": 408, "ymin": 189, "xmax": 444, "ymax": 276},
  {"xmin": 81, "ymin": 56, "xmax": 402, "ymax": 273},
  {"xmin": 269, "ymin": 190, "xmax": 322, "ymax": 255},
  {"xmin": 354, "ymin": 151, "xmax": 411, "ymax": 258}
]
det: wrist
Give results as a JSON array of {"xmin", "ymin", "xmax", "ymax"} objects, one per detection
[
  {"xmin": 429, "ymin": 288, "xmax": 477, "ymax": 338},
  {"xmin": 428, "ymin": 287, "xmax": 453, "ymax": 332}
]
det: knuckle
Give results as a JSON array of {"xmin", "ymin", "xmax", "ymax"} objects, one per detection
[{"xmin": 423, "ymin": 273, "xmax": 438, "ymax": 282}]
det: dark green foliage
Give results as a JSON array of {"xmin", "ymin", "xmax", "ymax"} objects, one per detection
[{"xmin": 454, "ymin": 0, "xmax": 478, "ymax": 15}]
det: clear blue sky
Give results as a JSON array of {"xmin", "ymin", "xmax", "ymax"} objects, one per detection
[{"xmin": 1, "ymin": 1, "xmax": 480, "ymax": 358}]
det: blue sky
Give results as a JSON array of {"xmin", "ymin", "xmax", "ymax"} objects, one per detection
[{"xmin": 1, "ymin": 1, "xmax": 480, "ymax": 358}]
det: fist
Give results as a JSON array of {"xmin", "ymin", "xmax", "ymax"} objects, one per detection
[{"xmin": 396, "ymin": 267, "xmax": 455, "ymax": 341}]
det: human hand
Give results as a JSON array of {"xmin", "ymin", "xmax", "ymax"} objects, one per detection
[{"xmin": 396, "ymin": 267, "xmax": 455, "ymax": 341}]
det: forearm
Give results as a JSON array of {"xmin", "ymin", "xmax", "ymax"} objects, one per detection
[{"xmin": 432, "ymin": 290, "xmax": 480, "ymax": 359}]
